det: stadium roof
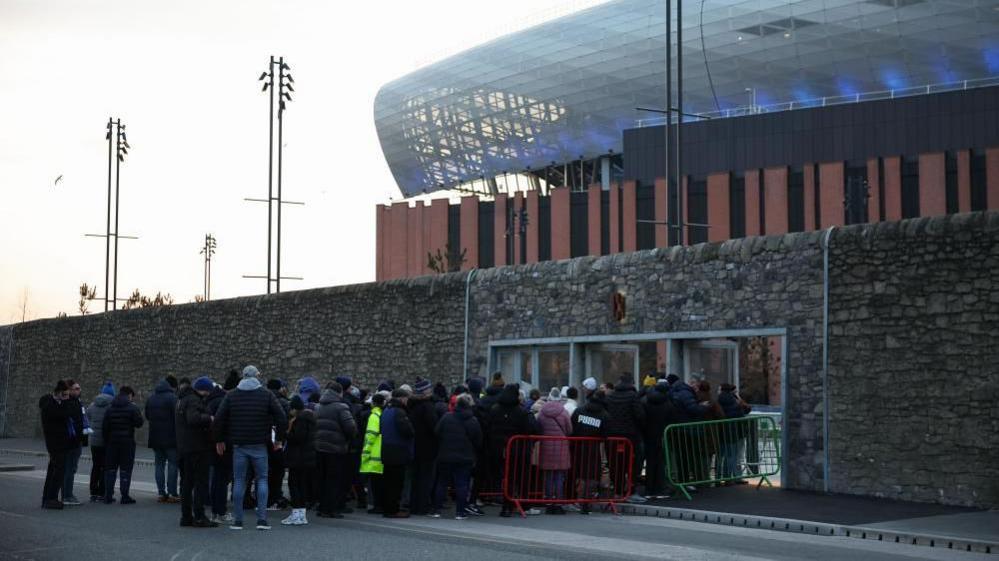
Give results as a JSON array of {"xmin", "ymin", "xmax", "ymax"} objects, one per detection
[{"xmin": 375, "ymin": 0, "xmax": 999, "ymax": 197}]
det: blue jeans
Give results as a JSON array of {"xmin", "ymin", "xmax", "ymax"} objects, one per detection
[
  {"xmin": 233, "ymin": 444, "xmax": 269, "ymax": 523},
  {"xmin": 62, "ymin": 446, "xmax": 82, "ymax": 500},
  {"xmin": 544, "ymin": 470, "xmax": 566, "ymax": 500},
  {"xmin": 720, "ymin": 439, "xmax": 743, "ymax": 479},
  {"xmin": 153, "ymin": 447, "xmax": 179, "ymax": 496}
]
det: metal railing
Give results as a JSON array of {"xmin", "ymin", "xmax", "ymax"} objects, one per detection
[
  {"xmin": 636, "ymin": 75, "xmax": 999, "ymax": 127},
  {"xmin": 664, "ymin": 415, "xmax": 781, "ymax": 500}
]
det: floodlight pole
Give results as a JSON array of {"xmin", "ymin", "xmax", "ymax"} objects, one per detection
[
  {"xmin": 104, "ymin": 118, "xmax": 113, "ymax": 312},
  {"xmin": 277, "ymin": 56, "xmax": 285, "ymax": 294},
  {"xmin": 267, "ymin": 55, "xmax": 275, "ymax": 294},
  {"xmin": 113, "ymin": 119, "xmax": 122, "ymax": 310}
]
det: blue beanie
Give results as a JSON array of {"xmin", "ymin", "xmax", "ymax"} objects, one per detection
[
  {"xmin": 334, "ymin": 376, "xmax": 352, "ymax": 390},
  {"xmin": 413, "ymin": 378, "xmax": 432, "ymax": 395},
  {"xmin": 298, "ymin": 377, "xmax": 320, "ymax": 398},
  {"xmin": 193, "ymin": 376, "xmax": 214, "ymax": 392},
  {"xmin": 101, "ymin": 381, "xmax": 116, "ymax": 396}
]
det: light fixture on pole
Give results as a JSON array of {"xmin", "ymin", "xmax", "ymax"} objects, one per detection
[{"xmin": 200, "ymin": 234, "xmax": 217, "ymax": 301}]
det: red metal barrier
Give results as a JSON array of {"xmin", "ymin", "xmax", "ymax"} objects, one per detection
[{"xmin": 502, "ymin": 435, "xmax": 634, "ymax": 517}]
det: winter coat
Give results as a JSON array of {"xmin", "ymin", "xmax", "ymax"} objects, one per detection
[
  {"xmin": 86, "ymin": 394, "xmax": 114, "ymax": 448},
  {"xmin": 476, "ymin": 386, "xmax": 502, "ymax": 418},
  {"xmin": 537, "ymin": 400, "xmax": 571, "ymax": 471},
  {"xmin": 65, "ymin": 396, "xmax": 84, "ymax": 449},
  {"xmin": 144, "ymin": 380, "xmax": 177, "ymax": 449},
  {"xmin": 642, "ymin": 386, "xmax": 676, "ymax": 447},
  {"xmin": 718, "ymin": 389, "xmax": 751, "ymax": 420},
  {"xmin": 604, "ymin": 385, "xmax": 646, "ymax": 439},
  {"xmin": 344, "ymin": 393, "xmax": 366, "ymax": 452},
  {"xmin": 211, "ymin": 377, "xmax": 288, "ymax": 446},
  {"xmin": 407, "ymin": 394, "xmax": 440, "ymax": 461},
  {"xmin": 380, "ymin": 400, "xmax": 415, "ymax": 466},
  {"xmin": 103, "ymin": 394, "xmax": 144, "ymax": 444},
  {"xmin": 434, "ymin": 406, "xmax": 482, "ymax": 465},
  {"xmin": 175, "ymin": 387, "xmax": 213, "ymax": 456},
  {"xmin": 315, "ymin": 390, "xmax": 357, "ymax": 455},
  {"xmin": 571, "ymin": 398, "xmax": 610, "ymax": 438},
  {"xmin": 271, "ymin": 390, "xmax": 291, "ymax": 418},
  {"xmin": 359, "ymin": 407, "xmax": 383, "ymax": 474},
  {"xmin": 486, "ymin": 386, "xmax": 534, "ymax": 459},
  {"xmin": 39, "ymin": 394, "xmax": 72, "ymax": 452},
  {"xmin": 284, "ymin": 410, "xmax": 318, "ymax": 468},
  {"xmin": 206, "ymin": 386, "xmax": 227, "ymax": 416},
  {"xmin": 670, "ymin": 383, "xmax": 710, "ymax": 423}
]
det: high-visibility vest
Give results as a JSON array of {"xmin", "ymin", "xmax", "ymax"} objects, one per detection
[{"xmin": 359, "ymin": 407, "xmax": 383, "ymax": 474}]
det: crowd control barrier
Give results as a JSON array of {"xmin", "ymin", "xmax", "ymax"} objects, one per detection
[
  {"xmin": 663, "ymin": 415, "xmax": 781, "ymax": 500},
  {"xmin": 502, "ymin": 435, "xmax": 634, "ymax": 517}
]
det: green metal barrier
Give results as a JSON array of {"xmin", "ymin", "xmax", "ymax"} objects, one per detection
[{"xmin": 663, "ymin": 415, "xmax": 781, "ymax": 500}]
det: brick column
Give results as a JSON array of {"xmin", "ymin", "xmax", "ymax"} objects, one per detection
[
  {"xmin": 494, "ymin": 195, "xmax": 508, "ymax": 266},
  {"xmin": 818, "ymin": 161, "xmax": 844, "ymax": 228},
  {"xmin": 866, "ymin": 159, "xmax": 881, "ymax": 224},
  {"xmin": 884, "ymin": 156, "xmax": 902, "ymax": 221},
  {"xmin": 918, "ymin": 152, "xmax": 946, "ymax": 217},
  {"xmin": 622, "ymin": 180, "xmax": 637, "ymax": 252},
  {"xmin": 764, "ymin": 166, "xmax": 788, "ymax": 235},
  {"xmin": 388, "ymin": 202, "xmax": 409, "ymax": 280},
  {"xmin": 745, "ymin": 170, "xmax": 761, "ymax": 236},
  {"xmin": 551, "ymin": 187, "xmax": 571, "ymax": 260},
  {"xmin": 986, "ymin": 147, "xmax": 999, "ymax": 210},
  {"xmin": 459, "ymin": 197, "xmax": 479, "ymax": 270},
  {"xmin": 804, "ymin": 163, "xmax": 817, "ymax": 230},
  {"xmin": 512, "ymin": 192, "xmax": 524, "ymax": 264},
  {"xmin": 706, "ymin": 172, "xmax": 730, "ymax": 242},
  {"xmin": 588, "ymin": 184, "xmax": 602, "ymax": 255},
  {"xmin": 406, "ymin": 202, "xmax": 424, "ymax": 276},
  {"xmin": 609, "ymin": 182, "xmax": 620, "ymax": 252},
  {"xmin": 957, "ymin": 150, "xmax": 971, "ymax": 213},
  {"xmin": 654, "ymin": 178, "xmax": 668, "ymax": 248},
  {"xmin": 526, "ymin": 190, "xmax": 539, "ymax": 263},
  {"xmin": 375, "ymin": 204, "xmax": 386, "ymax": 281}
]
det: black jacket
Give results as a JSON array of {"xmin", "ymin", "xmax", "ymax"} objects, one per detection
[
  {"xmin": 206, "ymin": 386, "xmax": 227, "ymax": 416},
  {"xmin": 144, "ymin": 380, "xmax": 177, "ymax": 449},
  {"xmin": 65, "ymin": 396, "xmax": 85, "ymax": 449},
  {"xmin": 314, "ymin": 390, "xmax": 357, "ymax": 455},
  {"xmin": 604, "ymin": 385, "xmax": 646, "ymax": 439},
  {"xmin": 407, "ymin": 394, "xmax": 440, "ymax": 461},
  {"xmin": 670, "ymin": 383, "xmax": 709, "ymax": 423},
  {"xmin": 435, "ymin": 406, "xmax": 482, "ymax": 465},
  {"xmin": 175, "ymin": 387, "xmax": 213, "ymax": 456},
  {"xmin": 212, "ymin": 378, "xmax": 287, "ymax": 446},
  {"xmin": 642, "ymin": 386, "xmax": 676, "ymax": 447},
  {"xmin": 103, "ymin": 395, "xmax": 144, "ymax": 444},
  {"xmin": 571, "ymin": 398, "xmax": 610, "ymax": 438},
  {"xmin": 39, "ymin": 394, "xmax": 72, "ymax": 452},
  {"xmin": 486, "ymin": 385, "xmax": 534, "ymax": 458},
  {"xmin": 284, "ymin": 410, "xmax": 318, "ymax": 468}
]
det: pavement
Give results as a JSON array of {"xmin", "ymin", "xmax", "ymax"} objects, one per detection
[{"xmin": 2, "ymin": 437, "xmax": 996, "ymax": 560}]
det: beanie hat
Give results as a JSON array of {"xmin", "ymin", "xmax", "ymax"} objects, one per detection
[
  {"xmin": 582, "ymin": 377, "xmax": 597, "ymax": 391},
  {"xmin": 377, "ymin": 381, "xmax": 393, "ymax": 393},
  {"xmin": 548, "ymin": 387, "xmax": 562, "ymax": 401},
  {"xmin": 266, "ymin": 379, "xmax": 283, "ymax": 390},
  {"xmin": 348, "ymin": 386, "xmax": 361, "ymax": 399},
  {"xmin": 413, "ymin": 378, "xmax": 432, "ymax": 395},
  {"xmin": 399, "ymin": 384, "xmax": 412, "ymax": 394},
  {"xmin": 642, "ymin": 375, "xmax": 657, "ymax": 387},
  {"xmin": 491, "ymin": 372, "xmax": 505, "ymax": 388},
  {"xmin": 193, "ymin": 376, "xmax": 214, "ymax": 392},
  {"xmin": 467, "ymin": 377, "xmax": 484, "ymax": 396},
  {"xmin": 100, "ymin": 381, "xmax": 116, "ymax": 397},
  {"xmin": 335, "ymin": 376, "xmax": 352, "ymax": 391},
  {"xmin": 242, "ymin": 365, "xmax": 260, "ymax": 379},
  {"xmin": 289, "ymin": 395, "xmax": 305, "ymax": 411}
]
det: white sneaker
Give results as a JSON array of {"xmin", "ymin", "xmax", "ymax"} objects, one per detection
[
  {"xmin": 281, "ymin": 511, "xmax": 297, "ymax": 525},
  {"xmin": 627, "ymin": 494, "xmax": 648, "ymax": 503},
  {"xmin": 525, "ymin": 508, "xmax": 542, "ymax": 516},
  {"xmin": 220, "ymin": 513, "xmax": 234, "ymax": 524}
]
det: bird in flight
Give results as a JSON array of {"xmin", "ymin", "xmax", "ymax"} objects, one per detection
[{"xmin": 53, "ymin": 175, "xmax": 63, "ymax": 187}]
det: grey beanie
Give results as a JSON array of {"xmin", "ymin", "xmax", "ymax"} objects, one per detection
[{"xmin": 242, "ymin": 365, "xmax": 260, "ymax": 379}]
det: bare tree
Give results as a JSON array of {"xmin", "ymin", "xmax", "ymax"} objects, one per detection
[
  {"xmin": 427, "ymin": 242, "xmax": 467, "ymax": 274},
  {"xmin": 78, "ymin": 283, "xmax": 97, "ymax": 315},
  {"xmin": 122, "ymin": 289, "xmax": 175, "ymax": 310},
  {"xmin": 18, "ymin": 288, "xmax": 30, "ymax": 323}
]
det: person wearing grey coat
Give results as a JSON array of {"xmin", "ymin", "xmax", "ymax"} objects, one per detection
[{"xmin": 85, "ymin": 392, "xmax": 114, "ymax": 501}]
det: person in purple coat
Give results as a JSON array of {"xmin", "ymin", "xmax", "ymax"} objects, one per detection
[{"xmin": 537, "ymin": 388, "xmax": 572, "ymax": 514}]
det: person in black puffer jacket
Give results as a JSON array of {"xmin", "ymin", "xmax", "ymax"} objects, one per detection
[
  {"xmin": 407, "ymin": 378, "xmax": 440, "ymax": 516},
  {"xmin": 282, "ymin": 395, "xmax": 317, "ymax": 525},
  {"xmin": 314, "ymin": 383, "xmax": 357, "ymax": 517},
  {"xmin": 469, "ymin": 382, "xmax": 501, "ymax": 506},
  {"xmin": 39, "ymin": 380, "xmax": 72, "ymax": 509},
  {"xmin": 487, "ymin": 384, "xmax": 536, "ymax": 517},
  {"xmin": 175, "ymin": 377, "xmax": 216, "ymax": 526},
  {"xmin": 380, "ymin": 389, "xmax": 415, "ymax": 517},
  {"xmin": 102, "ymin": 386, "xmax": 143, "ymax": 504},
  {"xmin": 571, "ymin": 389, "xmax": 610, "ymax": 513},
  {"xmin": 603, "ymin": 376, "xmax": 646, "ymax": 501},
  {"xmin": 642, "ymin": 382, "xmax": 676, "ymax": 497},
  {"xmin": 431, "ymin": 393, "xmax": 482, "ymax": 518},
  {"xmin": 265, "ymin": 378, "xmax": 291, "ymax": 510},
  {"xmin": 211, "ymin": 366, "xmax": 287, "ymax": 528},
  {"xmin": 205, "ymin": 383, "xmax": 231, "ymax": 521},
  {"xmin": 145, "ymin": 378, "xmax": 179, "ymax": 501}
]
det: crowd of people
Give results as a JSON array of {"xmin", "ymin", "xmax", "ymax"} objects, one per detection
[{"xmin": 37, "ymin": 366, "xmax": 752, "ymax": 531}]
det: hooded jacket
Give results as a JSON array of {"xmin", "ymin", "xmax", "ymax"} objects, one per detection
[
  {"xmin": 537, "ymin": 400, "xmax": 572, "ymax": 470},
  {"xmin": 486, "ymin": 385, "xmax": 535, "ymax": 458},
  {"xmin": 86, "ymin": 394, "xmax": 114, "ymax": 448},
  {"xmin": 670, "ymin": 382, "xmax": 710, "ymax": 423},
  {"xmin": 406, "ymin": 393, "xmax": 440, "ymax": 461},
  {"xmin": 39, "ymin": 394, "xmax": 72, "ymax": 452},
  {"xmin": 315, "ymin": 389, "xmax": 357, "ymax": 455},
  {"xmin": 103, "ymin": 394, "xmax": 144, "ymax": 444},
  {"xmin": 604, "ymin": 384, "xmax": 646, "ymax": 439},
  {"xmin": 434, "ymin": 405, "xmax": 482, "ymax": 465},
  {"xmin": 175, "ymin": 386, "xmax": 213, "ymax": 456},
  {"xmin": 642, "ymin": 384, "xmax": 677, "ymax": 445},
  {"xmin": 359, "ymin": 406, "xmax": 383, "ymax": 474},
  {"xmin": 380, "ymin": 399, "xmax": 415, "ymax": 466},
  {"xmin": 144, "ymin": 379, "xmax": 177, "ymax": 449},
  {"xmin": 212, "ymin": 377, "xmax": 287, "ymax": 446},
  {"xmin": 284, "ymin": 409, "xmax": 318, "ymax": 468},
  {"xmin": 571, "ymin": 397, "xmax": 610, "ymax": 438}
]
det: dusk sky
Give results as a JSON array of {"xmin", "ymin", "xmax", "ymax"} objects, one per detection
[{"xmin": 0, "ymin": 0, "xmax": 603, "ymax": 323}]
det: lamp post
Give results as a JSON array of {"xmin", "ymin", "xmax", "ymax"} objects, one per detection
[{"xmin": 200, "ymin": 234, "xmax": 217, "ymax": 300}]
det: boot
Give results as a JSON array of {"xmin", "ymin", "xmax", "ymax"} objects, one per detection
[
  {"xmin": 281, "ymin": 508, "xmax": 299, "ymax": 525},
  {"xmin": 298, "ymin": 508, "xmax": 308, "ymax": 525}
]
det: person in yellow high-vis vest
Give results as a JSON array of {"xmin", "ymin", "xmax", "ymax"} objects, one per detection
[{"xmin": 360, "ymin": 393, "xmax": 385, "ymax": 514}]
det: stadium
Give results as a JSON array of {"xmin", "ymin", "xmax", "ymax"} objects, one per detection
[{"xmin": 374, "ymin": 0, "xmax": 999, "ymax": 280}]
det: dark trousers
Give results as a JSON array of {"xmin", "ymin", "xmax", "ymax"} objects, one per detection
[
  {"xmin": 180, "ymin": 451, "xmax": 211, "ymax": 521},
  {"xmin": 367, "ymin": 474, "xmax": 384, "ymax": 512},
  {"xmin": 409, "ymin": 456, "xmax": 436, "ymax": 515},
  {"xmin": 317, "ymin": 452, "xmax": 350, "ymax": 514},
  {"xmin": 382, "ymin": 464, "xmax": 406, "ymax": 515},
  {"xmin": 288, "ymin": 466, "xmax": 313, "ymax": 509},
  {"xmin": 267, "ymin": 447, "xmax": 286, "ymax": 505},
  {"xmin": 104, "ymin": 441, "xmax": 136, "ymax": 500},
  {"xmin": 89, "ymin": 446, "xmax": 106, "ymax": 498},
  {"xmin": 209, "ymin": 450, "xmax": 231, "ymax": 516},
  {"xmin": 42, "ymin": 447, "xmax": 67, "ymax": 503},
  {"xmin": 644, "ymin": 439, "xmax": 666, "ymax": 496},
  {"xmin": 434, "ymin": 462, "xmax": 471, "ymax": 517}
]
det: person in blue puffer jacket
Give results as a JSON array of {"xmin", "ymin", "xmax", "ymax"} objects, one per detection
[{"xmin": 379, "ymin": 389, "xmax": 415, "ymax": 518}]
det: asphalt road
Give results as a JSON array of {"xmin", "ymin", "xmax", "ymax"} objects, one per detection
[{"xmin": 0, "ymin": 456, "xmax": 992, "ymax": 561}]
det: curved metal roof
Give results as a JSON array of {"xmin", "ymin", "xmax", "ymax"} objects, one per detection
[{"xmin": 375, "ymin": 0, "xmax": 999, "ymax": 196}]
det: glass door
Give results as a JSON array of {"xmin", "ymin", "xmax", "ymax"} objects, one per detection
[
  {"xmin": 584, "ymin": 344, "xmax": 640, "ymax": 387},
  {"xmin": 683, "ymin": 339, "xmax": 738, "ymax": 395}
]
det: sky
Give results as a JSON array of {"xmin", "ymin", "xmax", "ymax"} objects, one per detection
[{"xmin": 0, "ymin": 0, "xmax": 602, "ymax": 323}]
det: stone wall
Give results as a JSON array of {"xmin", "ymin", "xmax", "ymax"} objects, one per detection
[
  {"xmin": 827, "ymin": 212, "xmax": 999, "ymax": 508},
  {"xmin": 1, "ymin": 211, "xmax": 996, "ymax": 508}
]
